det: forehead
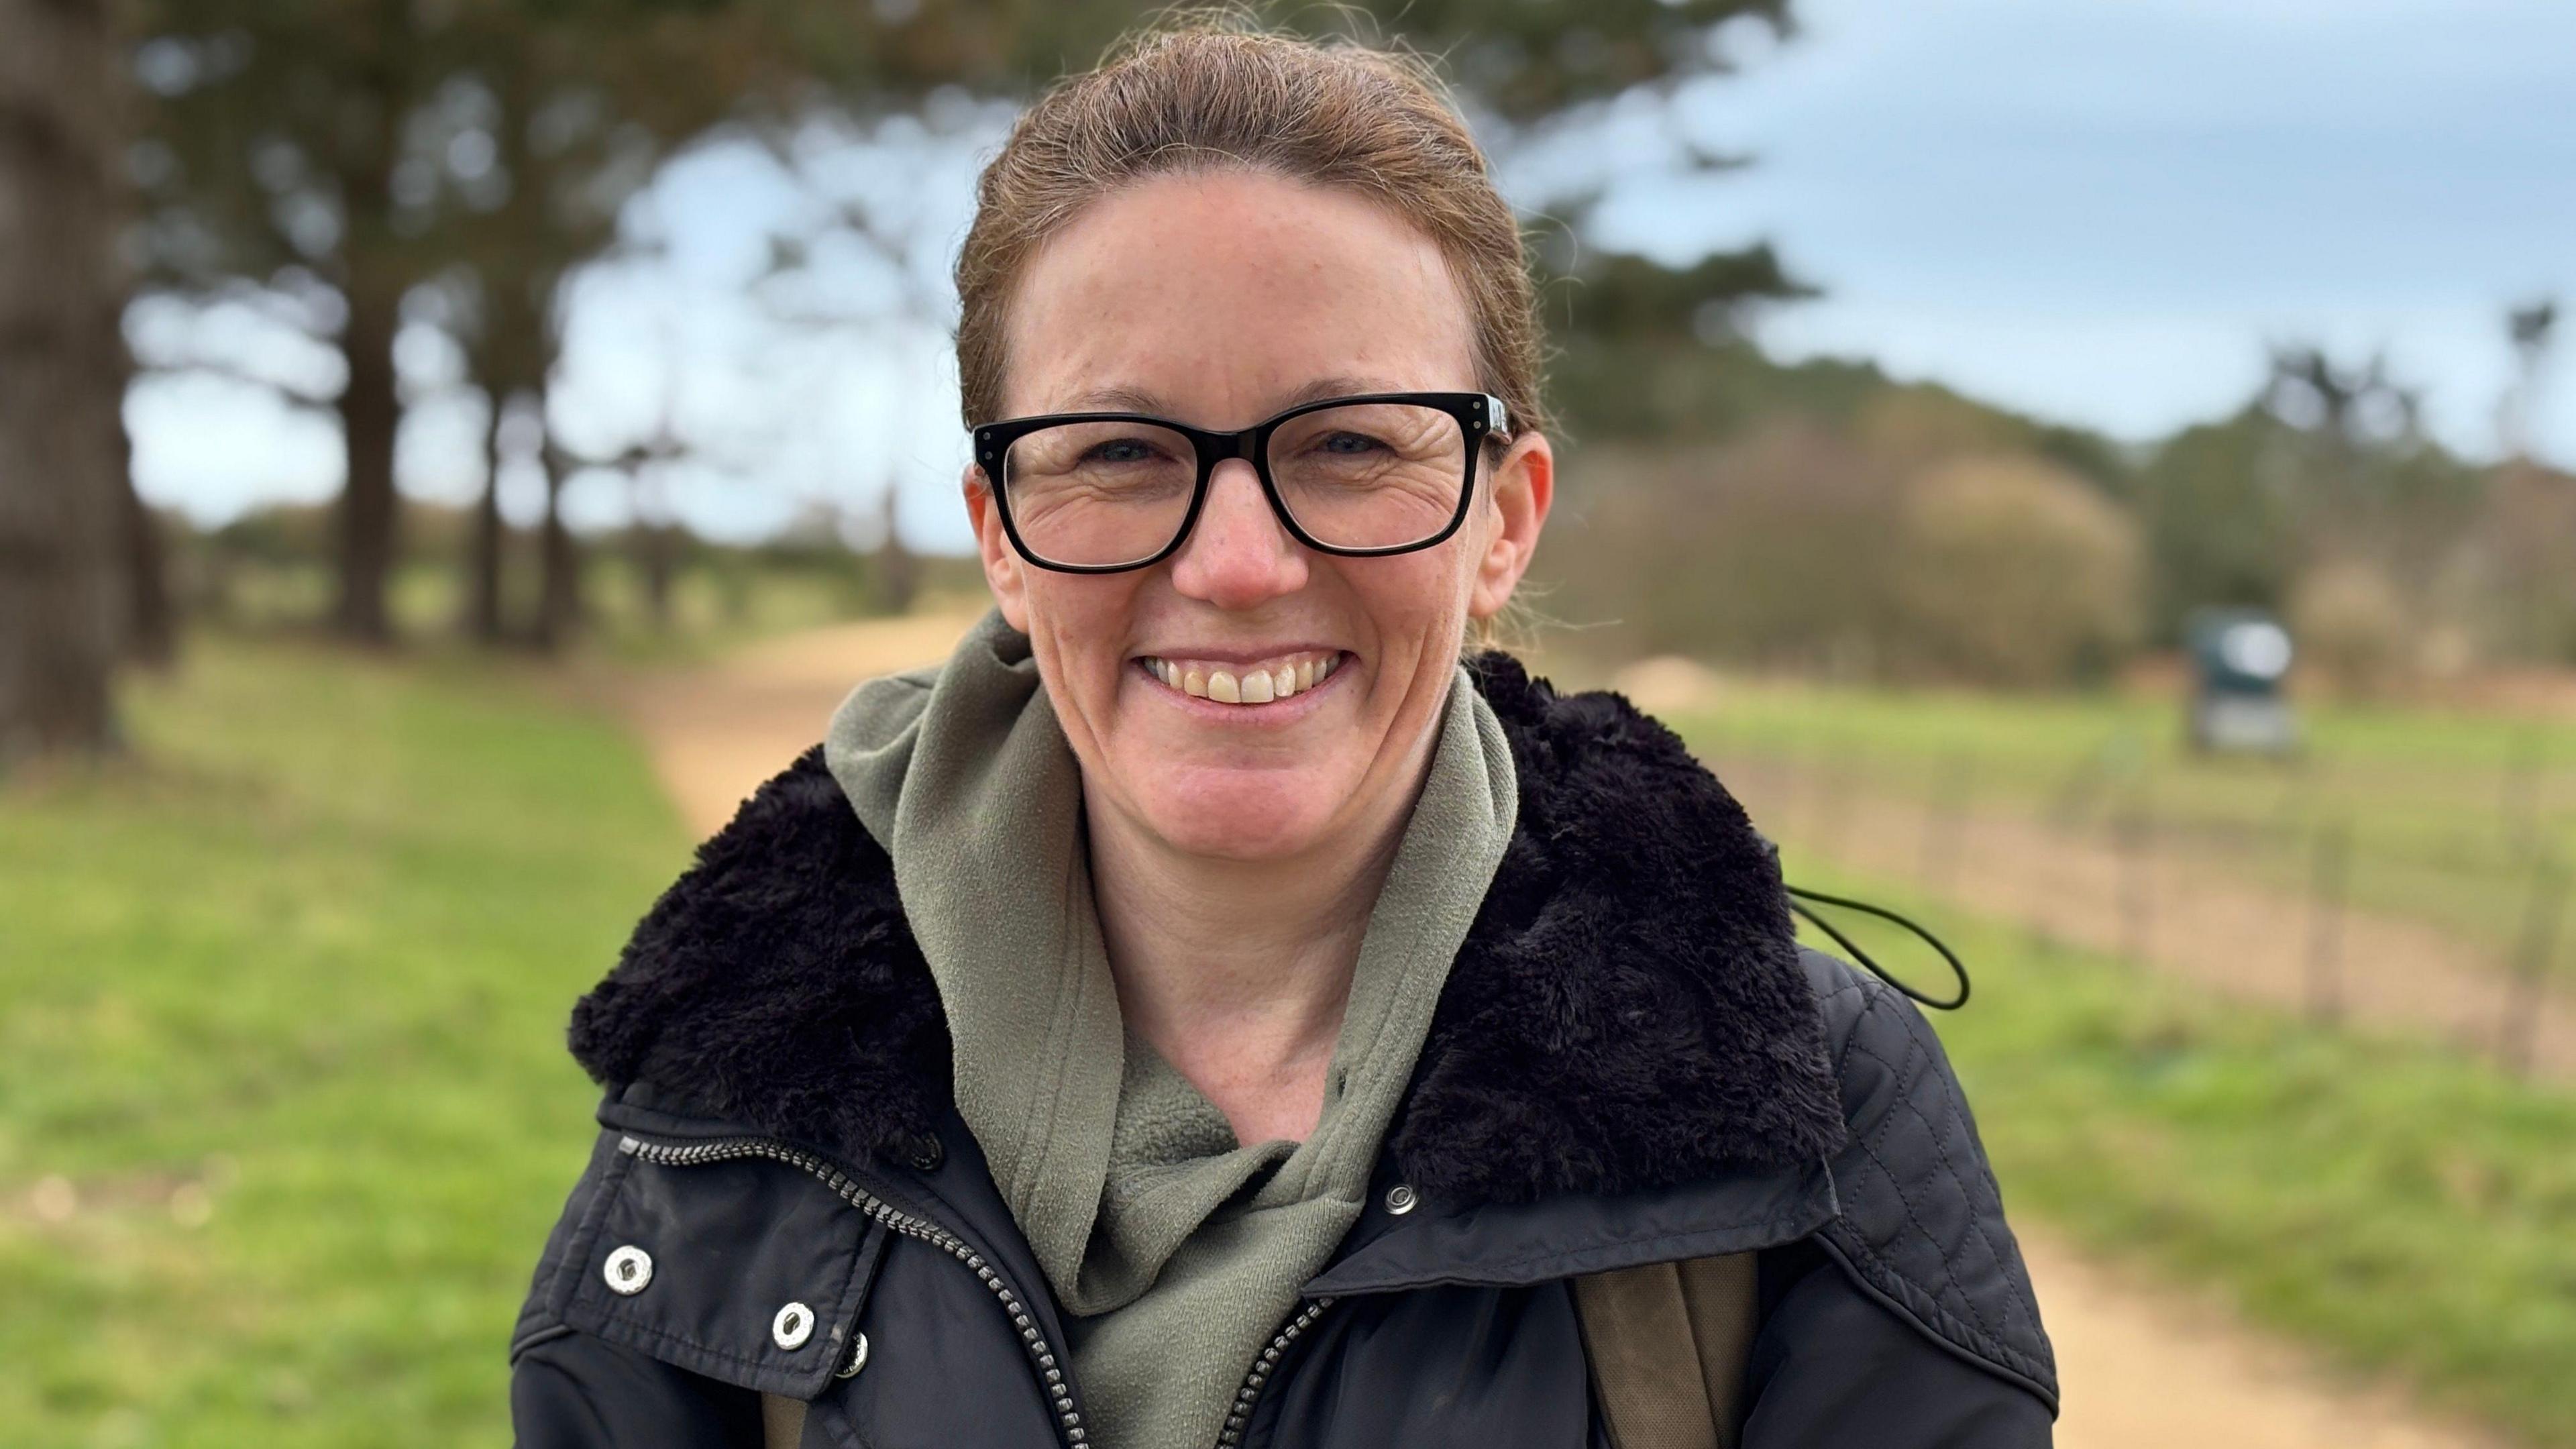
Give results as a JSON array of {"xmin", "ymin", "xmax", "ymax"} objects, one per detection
[{"xmin": 1000, "ymin": 169, "xmax": 1479, "ymax": 423}]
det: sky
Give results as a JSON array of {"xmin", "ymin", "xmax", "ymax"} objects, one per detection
[
  {"xmin": 1627, "ymin": 0, "xmax": 2576, "ymax": 455},
  {"xmin": 129, "ymin": 0, "xmax": 2576, "ymax": 554}
]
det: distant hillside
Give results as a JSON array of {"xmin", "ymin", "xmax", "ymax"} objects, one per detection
[
  {"xmin": 1536, "ymin": 319, "xmax": 2574, "ymax": 684},
  {"xmin": 1550, "ymin": 333, "xmax": 2139, "ymax": 496}
]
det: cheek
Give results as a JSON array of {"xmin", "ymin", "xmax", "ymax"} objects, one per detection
[
  {"xmin": 1020, "ymin": 578, "xmax": 1144, "ymax": 707},
  {"xmin": 1353, "ymin": 551, "xmax": 1477, "ymax": 669}
]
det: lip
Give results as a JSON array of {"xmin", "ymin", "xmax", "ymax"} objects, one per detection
[
  {"xmin": 1132, "ymin": 651, "xmax": 1351, "ymax": 720},
  {"xmin": 1132, "ymin": 643, "xmax": 1342, "ymax": 667}
]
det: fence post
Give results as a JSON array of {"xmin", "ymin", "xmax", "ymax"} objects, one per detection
[
  {"xmin": 1811, "ymin": 742, "xmax": 1852, "ymax": 861},
  {"xmin": 2500, "ymin": 853, "xmax": 2566, "ymax": 1079},
  {"xmin": 2501, "ymin": 729, "xmax": 2545, "ymax": 857},
  {"xmin": 1771, "ymin": 750, "xmax": 1798, "ymax": 832},
  {"xmin": 2116, "ymin": 784, "xmax": 2154, "ymax": 965},
  {"xmin": 1921, "ymin": 753, "xmax": 1976, "ymax": 894},
  {"xmin": 2304, "ymin": 822, "xmax": 2350, "ymax": 1024}
]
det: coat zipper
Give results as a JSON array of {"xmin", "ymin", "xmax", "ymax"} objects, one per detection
[
  {"xmin": 1212, "ymin": 1296, "xmax": 1338, "ymax": 1448},
  {"xmin": 617, "ymin": 1134, "xmax": 1091, "ymax": 1446}
]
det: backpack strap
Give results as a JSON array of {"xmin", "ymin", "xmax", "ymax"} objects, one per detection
[
  {"xmin": 760, "ymin": 1392, "xmax": 806, "ymax": 1448},
  {"xmin": 1573, "ymin": 1253, "xmax": 1760, "ymax": 1449}
]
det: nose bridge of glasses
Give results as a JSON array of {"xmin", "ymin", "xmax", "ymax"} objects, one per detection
[
  {"xmin": 1197, "ymin": 450, "xmax": 1278, "ymax": 524},
  {"xmin": 1185, "ymin": 421, "xmax": 1262, "ymax": 476},
  {"xmin": 1177, "ymin": 427, "xmax": 1297, "ymax": 562}
]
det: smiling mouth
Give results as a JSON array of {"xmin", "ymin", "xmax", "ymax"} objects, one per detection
[{"xmin": 1137, "ymin": 650, "xmax": 1344, "ymax": 705}]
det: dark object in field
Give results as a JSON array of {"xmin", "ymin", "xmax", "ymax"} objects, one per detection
[{"xmin": 2186, "ymin": 608, "xmax": 2298, "ymax": 755}]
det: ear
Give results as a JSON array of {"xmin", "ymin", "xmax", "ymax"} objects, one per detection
[
  {"xmin": 962, "ymin": 464, "xmax": 1031, "ymax": 632},
  {"xmin": 1468, "ymin": 430, "xmax": 1554, "ymax": 622}
]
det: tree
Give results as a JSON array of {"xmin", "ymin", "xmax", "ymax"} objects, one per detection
[
  {"xmin": 128, "ymin": 4, "xmax": 430, "ymax": 643},
  {"xmin": 2503, "ymin": 297, "xmax": 2559, "ymax": 462},
  {"xmin": 2259, "ymin": 343, "xmax": 2422, "ymax": 548},
  {"xmin": 2263, "ymin": 343, "xmax": 2489, "ymax": 584},
  {"xmin": 2483, "ymin": 300, "xmax": 2574, "ymax": 663},
  {"xmin": 2134, "ymin": 407, "xmax": 2300, "ymax": 643},
  {"xmin": 1, "ymin": 0, "xmax": 131, "ymax": 760},
  {"xmin": 1892, "ymin": 455, "xmax": 2142, "ymax": 686},
  {"xmin": 123, "ymin": 0, "xmax": 1802, "ymax": 648},
  {"xmin": 126, "ymin": 1, "xmax": 791, "ymax": 645}
]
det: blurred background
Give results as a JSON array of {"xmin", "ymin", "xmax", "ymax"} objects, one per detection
[{"xmin": 3, "ymin": 1, "xmax": 2572, "ymax": 1446}]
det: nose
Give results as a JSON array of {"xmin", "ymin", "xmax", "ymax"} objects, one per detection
[{"xmin": 1168, "ymin": 458, "xmax": 1309, "ymax": 608}]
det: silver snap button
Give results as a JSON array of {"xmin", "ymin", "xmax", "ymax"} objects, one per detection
[
  {"xmin": 772, "ymin": 1301, "xmax": 815, "ymax": 1350},
  {"xmin": 836, "ymin": 1330, "xmax": 871, "ymax": 1379},
  {"xmin": 602, "ymin": 1244, "xmax": 653, "ymax": 1295},
  {"xmin": 1384, "ymin": 1183, "xmax": 1418, "ymax": 1216}
]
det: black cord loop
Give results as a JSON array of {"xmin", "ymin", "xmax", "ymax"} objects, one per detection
[{"xmin": 1785, "ymin": 885, "xmax": 1972, "ymax": 1011}]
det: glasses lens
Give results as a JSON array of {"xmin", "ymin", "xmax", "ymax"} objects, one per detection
[
  {"xmin": 1266, "ymin": 402, "xmax": 1468, "ymax": 549},
  {"xmin": 1002, "ymin": 420, "xmax": 1197, "ymax": 568}
]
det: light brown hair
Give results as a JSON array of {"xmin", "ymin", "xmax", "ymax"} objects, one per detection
[{"xmin": 952, "ymin": 19, "xmax": 1552, "ymax": 439}]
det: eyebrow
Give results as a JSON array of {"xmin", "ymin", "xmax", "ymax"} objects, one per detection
[{"xmin": 1055, "ymin": 374, "xmax": 1408, "ymax": 422}]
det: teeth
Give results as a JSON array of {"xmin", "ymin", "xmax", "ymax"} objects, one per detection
[{"xmin": 1141, "ymin": 651, "xmax": 1341, "ymax": 707}]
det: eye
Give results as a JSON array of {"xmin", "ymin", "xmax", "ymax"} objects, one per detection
[
  {"xmin": 1083, "ymin": 435, "xmax": 1165, "ymax": 465},
  {"xmin": 1317, "ymin": 430, "xmax": 1386, "ymax": 455}
]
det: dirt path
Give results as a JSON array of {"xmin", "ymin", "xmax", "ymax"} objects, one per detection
[
  {"xmin": 601, "ymin": 609, "xmax": 989, "ymax": 838},
  {"xmin": 608, "ymin": 614, "xmax": 2508, "ymax": 1449},
  {"xmin": 2023, "ymin": 1234, "xmax": 2510, "ymax": 1449}
]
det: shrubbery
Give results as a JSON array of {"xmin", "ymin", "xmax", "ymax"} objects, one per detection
[{"xmin": 1543, "ymin": 429, "xmax": 2141, "ymax": 688}]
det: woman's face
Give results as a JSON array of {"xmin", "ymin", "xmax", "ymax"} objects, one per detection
[{"xmin": 967, "ymin": 169, "xmax": 1552, "ymax": 864}]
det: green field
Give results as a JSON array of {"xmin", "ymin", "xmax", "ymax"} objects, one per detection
[
  {"xmin": 7, "ymin": 641, "xmax": 2573, "ymax": 1446},
  {"xmin": 1674, "ymin": 677, "xmax": 2576, "ymax": 973},
  {"xmin": 0, "ymin": 640, "xmax": 690, "ymax": 1447},
  {"xmin": 1785, "ymin": 856, "xmax": 2576, "ymax": 1446}
]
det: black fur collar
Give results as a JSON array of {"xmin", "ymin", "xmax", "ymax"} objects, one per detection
[{"xmin": 569, "ymin": 654, "xmax": 1847, "ymax": 1206}]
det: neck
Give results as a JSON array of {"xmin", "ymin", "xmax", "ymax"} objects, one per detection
[{"xmin": 1086, "ymin": 736, "xmax": 1435, "ymax": 1146}]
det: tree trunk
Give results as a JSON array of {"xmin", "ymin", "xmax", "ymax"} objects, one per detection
[
  {"xmin": 872, "ymin": 487, "xmax": 918, "ymax": 615},
  {"xmin": 104, "ymin": 281, "xmax": 172, "ymax": 667},
  {"xmin": 535, "ymin": 450, "xmax": 582, "ymax": 651},
  {"xmin": 465, "ymin": 388, "xmax": 508, "ymax": 643},
  {"xmin": 333, "ymin": 262, "xmax": 402, "ymax": 644},
  {"xmin": 118, "ymin": 464, "xmax": 174, "ymax": 667},
  {"xmin": 638, "ymin": 521, "xmax": 676, "ymax": 632},
  {"xmin": 0, "ymin": 0, "xmax": 127, "ymax": 761},
  {"xmin": 329, "ymin": 28, "xmax": 409, "ymax": 647}
]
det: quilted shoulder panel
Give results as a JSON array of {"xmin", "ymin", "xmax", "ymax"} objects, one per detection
[{"xmin": 1802, "ymin": 948, "xmax": 2059, "ymax": 1409}]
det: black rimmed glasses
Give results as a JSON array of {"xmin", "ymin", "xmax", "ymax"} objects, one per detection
[{"xmin": 970, "ymin": 390, "xmax": 1508, "ymax": 574}]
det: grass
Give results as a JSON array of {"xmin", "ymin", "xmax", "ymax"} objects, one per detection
[
  {"xmin": 1790, "ymin": 854, "xmax": 2576, "ymax": 1446},
  {"xmin": 9, "ymin": 633, "xmax": 2573, "ymax": 1446},
  {"xmin": 0, "ymin": 637, "xmax": 692, "ymax": 1448},
  {"xmin": 1673, "ymin": 676, "xmax": 2576, "ymax": 973}
]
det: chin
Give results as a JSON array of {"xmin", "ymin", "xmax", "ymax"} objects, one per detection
[{"xmin": 1136, "ymin": 763, "xmax": 1342, "ymax": 861}]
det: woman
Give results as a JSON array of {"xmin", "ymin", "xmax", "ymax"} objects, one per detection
[{"xmin": 510, "ymin": 24, "xmax": 2055, "ymax": 1449}]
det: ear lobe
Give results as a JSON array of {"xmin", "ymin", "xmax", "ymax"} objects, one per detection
[{"xmin": 1468, "ymin": 433, "xmax": 1554, "ymax": 621}]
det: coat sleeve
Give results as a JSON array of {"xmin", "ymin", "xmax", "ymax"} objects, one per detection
[
  {"xmin": 506, "ymin": 1130, "xmax": 763, "ymax": 1449},
  {"xmin": 1735, "ymin": 949, "xmax": 2059, "ymax": 1446},
  {"xmin": 1739, "ymin": 1239, "xmax": 2051, "ymax": 1447}
]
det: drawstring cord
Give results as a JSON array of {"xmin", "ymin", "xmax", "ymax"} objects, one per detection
[{"xmin": 1785, "ymin": 885, "xmax": 1972, "ymax": 1011}]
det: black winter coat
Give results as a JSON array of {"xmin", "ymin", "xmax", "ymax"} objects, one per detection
[{"xmin": 509, "ymin": 657, "xmax": 2058, "ymax": 1448}]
